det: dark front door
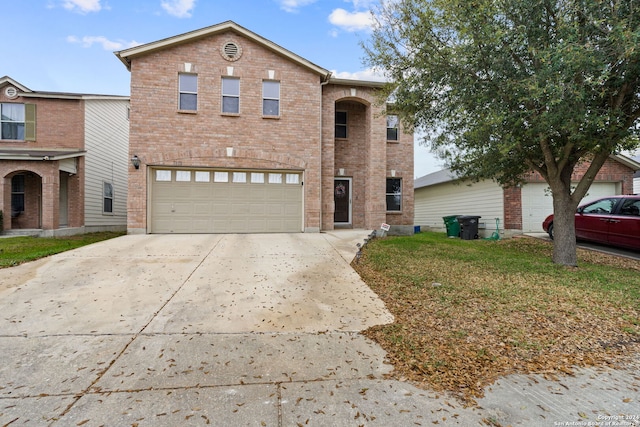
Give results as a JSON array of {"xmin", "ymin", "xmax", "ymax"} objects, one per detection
[{"xmin": 334, "ymin": 178, "xmax": 351, "ymax": 224}]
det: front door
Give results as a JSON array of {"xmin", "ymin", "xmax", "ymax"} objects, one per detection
[
  {"xmin": 59, "ymin": 172, "xmax": 68, "ymax": 227},
  {"xmin": 334, "ymin": 178, "xmax": 351, "ymax": 224}
]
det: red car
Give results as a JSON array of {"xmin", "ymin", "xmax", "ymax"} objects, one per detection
[{"xmin": 542, "ymin": 195, "xmax": 640, "ymax": 251}]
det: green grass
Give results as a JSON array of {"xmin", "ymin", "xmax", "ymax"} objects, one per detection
[
  {"xmin": 354, "ymin": 231, "xmax": 640, "ymax": 401},
  {"xmin": 0, "ymin": 232, "xmax": 125, "ymax": 268}
]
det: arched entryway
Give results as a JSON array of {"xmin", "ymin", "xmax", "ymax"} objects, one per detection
[{"xmin": 5, "ymin": 171, "xmax": 42, "ymax": 230}]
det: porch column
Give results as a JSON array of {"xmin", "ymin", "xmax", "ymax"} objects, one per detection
[
  {"xmin": 0, "ymin": 177, "xmax": 8, "ymax": 231},
  {"xmin": 364, "ymin": 107, "xmax": 387, "ymax": 229},
  {"xmin": 41, "ymin": 166, "xmax": 60, "ymax": 230}
]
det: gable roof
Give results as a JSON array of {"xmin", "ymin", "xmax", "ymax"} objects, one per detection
[
  {"xmin": 415, "ymin": 154, "xmax": 640, "ymax": 189},
  {"xmin": 0, "ymin": 76, "xmax": 129, "ymax": 100},
  {"xmin": 114, "ymin": 21, "xmax": 331, "ymax": 80}
]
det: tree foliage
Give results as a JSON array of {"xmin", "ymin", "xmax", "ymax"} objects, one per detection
[{"xmin": 364, "ymin": 0, "xmax": 640, "ymax": 265}]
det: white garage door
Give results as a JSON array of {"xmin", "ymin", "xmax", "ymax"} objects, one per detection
[
  {"xmin": 521, "ymin": 182, "xmax": 617, "ymax": 232},
  {"xmin": 150, "ymin": 169, "xmax": 303, "ymax": 233}
]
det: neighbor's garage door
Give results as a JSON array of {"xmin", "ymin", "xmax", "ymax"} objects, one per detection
[
  {"xmin": 521, "ymin": 182, "xmax": 617, "ymax": 232},
  {"xmin": 150, "ymin": 169, "xmax": 303, "ymax": 233}
]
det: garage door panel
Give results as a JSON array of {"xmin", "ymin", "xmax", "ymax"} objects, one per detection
[
  {"xmin": 151, "ymin": 169, "xmax": 302, "ymax": 233},
  {"xmin": 521, "ymin": 182, "xmax": 617, "ymax": 232}
]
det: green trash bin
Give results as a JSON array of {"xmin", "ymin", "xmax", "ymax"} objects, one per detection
[{"xmin": 443, "ymin": 215, "xmax": 460, "ymax": 238}]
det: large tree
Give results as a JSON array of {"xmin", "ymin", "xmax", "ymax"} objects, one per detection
[{"xmin": 364, "ymin": 0, "xmax": 640, "ymax": 265}]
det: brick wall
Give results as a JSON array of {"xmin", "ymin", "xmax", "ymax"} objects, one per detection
[
  {"xmin": 321, "ymin": 84, "xmax": 414, "ymax": 231},
  {"xmin": 503, "ymin": 157, "xmax": 636, "ymax": 230},
  {"xmin": 127, "ymin": 31, "xmax": 323, "ymax": 232},
  {"xmin": 0, "ymin": 92, "xmax": 85, "ymax": 232},
  {"xmin": 126, "ymin": 29, "xmax": 414, "ymax": 233}
]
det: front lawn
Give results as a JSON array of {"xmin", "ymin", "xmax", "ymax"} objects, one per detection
[
  {"xmin": 353, "ymin": 231, "xmax": 640, "ymax": 402},
  {"xmin": 0, "ymin": 232, "xmax": 125, "ymax": 268}
]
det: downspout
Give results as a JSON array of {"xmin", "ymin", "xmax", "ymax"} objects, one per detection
[{"xmin": 319, "ymin": 72, "xmax": 331, "ymax": 232}]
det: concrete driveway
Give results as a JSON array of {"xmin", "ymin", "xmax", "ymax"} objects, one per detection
[{"xmin": 0, "ymin": 232, "xmax": 638, "ymax": 426}]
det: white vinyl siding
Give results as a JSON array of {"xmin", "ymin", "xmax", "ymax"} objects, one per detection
[
  {"xmin": 84, "ymin": 98, "xmax": 129, "ymax": 230},
  {"xmin": 414, "ymin": 180, "xmax": 504, "ymax": 233}
]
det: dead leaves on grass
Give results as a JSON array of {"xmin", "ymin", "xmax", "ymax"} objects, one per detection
[{"xmin": 354, "ymin": 237, "xmax": 640, "ymax": 403}]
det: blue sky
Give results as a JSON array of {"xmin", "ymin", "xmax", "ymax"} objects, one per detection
[{"xmin": 2, "ymin": 0, "xmax": 445, "ymax": 176}]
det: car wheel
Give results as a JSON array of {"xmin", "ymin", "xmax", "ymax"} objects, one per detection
[{"xmin": 548, "ymin": 223, "xmax": 554, "ymax": 240}]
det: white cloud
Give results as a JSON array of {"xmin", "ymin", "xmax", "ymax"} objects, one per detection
[
  {"xmin": 328, "ymin": 8, "xmax": 374, "ymax": 32},
  {"xmin": 278, "ymin": 0, "xmax": 317, "ymax": 13},
  {"xmin": 331, "ymin": 68, "xmax": 387, "ymax": 82},
  {"xmin": 67, "ymin": 35, "xmax": 140, "ymax": 51},
  {"xmin": 161, "ymin": 0, "xmax": 196, "ymax": 18},
  {"xmin": 62, "ymin": 0, "xmax": 102, "ymax": 14}
]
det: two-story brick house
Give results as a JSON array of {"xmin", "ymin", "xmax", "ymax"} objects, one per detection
[
  {"xmin": 115, "ymin": 21, "xmax": 414, "ymax": 235},
  {"xmin": 0, "ymin": 76, "xmax": 129, "ymax": 236}
]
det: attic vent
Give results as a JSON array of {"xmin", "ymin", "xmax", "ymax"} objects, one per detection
[
  {"xmin": 221, "ymin": 41, "xmax": 242, "ymax": 61},
  {"xmin": 4, "ymin": 86, "xmax": 18, "ymax": 99}
]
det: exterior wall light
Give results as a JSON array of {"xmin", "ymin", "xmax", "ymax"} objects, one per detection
[{"xmin": 131, "ymin": 155, "xmax": 141, "ymax": 170}]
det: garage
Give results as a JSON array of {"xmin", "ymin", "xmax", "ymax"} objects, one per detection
[
  {"xmin": 150, "ymin": 168, "xmax": 303, "ymax": 233},
  {"xmin": 521, "ymin": 182, "xmax": 618, "ymax": 232}
]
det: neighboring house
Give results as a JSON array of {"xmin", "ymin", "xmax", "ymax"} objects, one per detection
[
  {"xmin": 0, "ymin": 76, "xmax": 129, "ymax": 236},
  {"xmin": 414, "ymin": 155, "xmax": 640, "ymax": 236},
  {"xmin": 115, "ymin": 21, "xmax": 413, "ymax": 235}
]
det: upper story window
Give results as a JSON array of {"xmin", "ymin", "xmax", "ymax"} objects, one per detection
[
  {"xmin": 178, "ymin": 74, "xmax": 198, "ymax": 111},
  {"xmin": 1, "ymin": 103, "xmax": 25, "ymax": 140},
  {"xmin": 387, "ymin": 115, "xmax": 399, "ymax": 141},
  {"xmin": 335, "ymin": 111, "xmax": 347, "ymax": 138},
  {"xmin": 222, "ymin": 77, "xmax": 240, "ymax": 114},
  {"xmin": 262, "ymin": 80, "xmax": 280, "ymax": 117},
  {"xmin": 386, "ymin": 178, "xmax": 402, "ymax": 212}
]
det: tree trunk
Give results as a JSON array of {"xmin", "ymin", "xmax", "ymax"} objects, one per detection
[{"xmin": 551, "ymin": 189, "xmax": 578, "ymax": 266}]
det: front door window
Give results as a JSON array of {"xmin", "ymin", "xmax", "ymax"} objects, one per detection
[{"xmin": 334, "ymin": 179, "xmax": 351, "ymax": 223}]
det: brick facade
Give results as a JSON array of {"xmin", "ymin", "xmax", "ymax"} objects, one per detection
[
  {"xmin": 503, "ymin": 157, "xmax": 636, "ymax": 230},
  {"xmin": 119, "ymin": 22, "xmax": 414, "ymax": 234},
  {"xmin": 0, "ymin": 87, "xmax": 85, "ymax": 234}
]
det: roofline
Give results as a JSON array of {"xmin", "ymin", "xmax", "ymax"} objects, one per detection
[
  {"xmin": 18, "ymin": 92, "xmax": 129, "ymax": 101},
  {"xmin": 415, "ymin": 154, "xmax": 640, "ymax": 189},
  {"xmin": 612, "ymin": 153, "xmax": 640, "ymax": 171},
  {"xmin": 0, "ymin": 150, "xmax": 86, "ymax": 161},
  {"xmin": 0, "ymin": 76, "xmax": 31, "ymax": 92},
  {"xmin": 2, "ymin": 76, "xmax": 128, "ymax": 100},
  {"xmin": 115, "ymin": 21, "xmax": 331, "ymax": 80},
  {"xmin": 327, "ymin": 77, "xmax": 388, "ymax": 88}
]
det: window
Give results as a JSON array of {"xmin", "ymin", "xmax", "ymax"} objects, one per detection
[
  {"xmin": 285, "ymin": 174, "xmax": 300, "ymax": 184},
  {"xmin": 214, "ymin": 171, "xmax": 229, "ymax": 182},
  {"xmin": 176, "ymin": 171, "xmax": 191, "ymax": 182},
  {"xmin": 387, "ymin": 115, "xmax": 399, "ymax": 141},
  {"xmin": 222, "ymin": 77, "xmax": 240, "ymax": 113},
  {"xmin": 269, "ymin": 173, "xmax": 282, "ymax": 184},
  {"xmin": 263, "ymin": 81, "xmax": 280, "ymax": 116},
  {"xmin": 155, "ymin": 170, "xmax": 172, "ymax": 181},
  {"xmin": 251, "ymin": 172, "xmax": 265, "ymax": 183},
  {"xmin": 1, "ymin": 103, "xmax": 25, "ymax": 140},
  {"xmin": 11, "ymin": 175, "xmax": 25, "ymax": 215},
  {"xmin": 386, "ymin": 178, "xmax": 402, "ymax": 212},
  {"xmin": 195, "ymin": 171, "xmax": 210, "ymax": 182},
  {"xmin": 178, "ymin": 74, "xmax": 198, "ymax": 111},
  {"xmin": 335, "ymin": 111, "xmax": 347, "ymax": 138},
  {"xmin": 582, "ymin": 198, "xmax": 616, "ymax": 214},
  {"xmin": 620, "ymin": 199, "xmax": 640, "ymax": 216},
  {"xmin": 232, "ymin": 172, "xmax": 246, "ymax": 183},
  {"xmin": 103, "ymin": 182, "xmax": 113, "ymax": 214}
]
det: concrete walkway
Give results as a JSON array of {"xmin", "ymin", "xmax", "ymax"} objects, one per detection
[{"xmin": 0, "ymin": 232, "xmax": 638, "ymax": 426}]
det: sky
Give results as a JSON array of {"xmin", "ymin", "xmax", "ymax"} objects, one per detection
[{"xmin": 2, "ymin": 0, "xmax": 445, "ymax": 178}]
